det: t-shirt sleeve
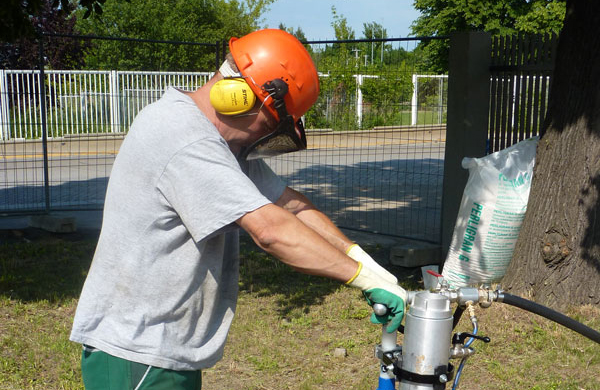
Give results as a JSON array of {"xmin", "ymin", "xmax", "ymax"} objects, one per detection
[{"xmin": 157, "ymin": 138, "xmax": 273, "ymax": 242}]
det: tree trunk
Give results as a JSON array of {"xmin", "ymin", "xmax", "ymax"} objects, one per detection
[{"xmin": 503, "ymin": 0, "xmax": 600, "ymax": 311}]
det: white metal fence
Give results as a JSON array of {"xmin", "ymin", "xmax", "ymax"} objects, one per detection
[
  {"xmin": 0, "ymin": 69, "xmax": 213, "ymax": 140},
  {"xmin": 0, "ymin": 70, "xmax": 447, "ymax": 140}
]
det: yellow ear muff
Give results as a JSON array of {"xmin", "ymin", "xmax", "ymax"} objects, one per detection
[{"xmin": 209, "ymin": 78, "xmax": 257, "ymax": 115}]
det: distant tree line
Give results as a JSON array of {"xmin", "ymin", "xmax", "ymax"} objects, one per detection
[
  {"xmin": 412, "ymin": 0, "xmax": 566, "ymax": 72},
  {"xmin": 1, "ymin": 0, "xmax": 275, "ymax": 71},
  {"xmin": 0, "ymin": 0, "xmax": 567, "ymax": 130}
]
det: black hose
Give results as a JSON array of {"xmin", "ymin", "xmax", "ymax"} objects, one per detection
[
  {"xmin": 452, "ymin": 306, "xmax": 465, "ymax": 330},
  {"xmin": 501, "ymin": 293, "xmax": 600, "ymax": 344}
]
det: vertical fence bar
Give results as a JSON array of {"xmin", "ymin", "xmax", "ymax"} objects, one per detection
[
  {"xmin": 49, "ymin": 72, "xmax": 55, "ymax": 137},
  {"xmin": 93, "ymin": 73, "xmax": 98, "ymax": 133},
  {"xmin": 73, "ymin": 72, "xmax": 78, "ymax": 134},
  {"xmin": 84, "ymin": 72, "xmax": 91, "ymax": 134},
  {"xmin": 512, "ymin": 34, "xmax": 521, "ymax": 144},
  {"xmin": 26, "ymin": 71, "xmax": 33, "ymax": 138},
  {"xmin": 507, "ymin": 35, "xmax": 517, "ymax": 146},
  {"xmin": 489, "ymin": 36, "xmax": 499, "ymax": 152},
  {"xmin": 128, "ymin": 73, "xmax": 133, "ymax": 128},
  {"xmin": 110, "ymin": 70, "xmax": 120, "ymax": 133},
  {"xmin": 411, "ymin": 74, "xmax": 418, "ymax": 126},
  {"xmin": 532, "ymin": 35, "xmax": 543, "ymax": 137},
  {"xmin": 499, "ymin": 36, "xmax": 509, "ymax": 150},
  {"xmin": 515, "ymin": 34, "xmax": 526, "ymax": 144},
  {"xmin": 438, "ymin": 76, "xmax": 444, "ymax": 124},
  {"xmin": 0, "ymin": 70, "xmax": 8, "ymax": 140},
  {"xmin": 57, "ymin": 72, "xmax": 64, "ymax": 136},
  {"xmin": 38, "ymin": 35, "xmax": 51, "ymax": 212},
  {"xmin": 538, "ymin": 34, "xmax": 553, "ymax": 138},
  {"xmin": 355, "ymin": 74, "xmax": 363, "ymax": 128},
  {"xmin": 524, "ymin": 36, "xmax": 534, "ymax": 139},
  {"xmin": 34, "ymin": 71, "xmax": 41, "ymax": 138},
  {"xmin": 15, "ymin": 73, "xmax": 23, "ymax": 139}
]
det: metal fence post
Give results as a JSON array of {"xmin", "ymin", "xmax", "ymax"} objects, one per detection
[
  {"xmin": 441, "ymin": 31, "xmax": 491, "ymax": 260},
  {"xmin": 355, "ymin": 74, "xmax": 363, "ymax": 128},
  {"xmin": 38, "ymin": 34, "xmax": 51, "ymax": 212},
  {"xmin": 109, "ymin": 70, "xmax": 121, "ymax": 133},
  {"xmin": 0, "ymin": 69, "xmax": 8, "ymax": 140},
  {"xmin": 411, "ymin": 74, "xmax": 418, "ymax": 126},
  {"xmin": 438, "ymin": 76, "xmax": 444, "ymax": 124}
]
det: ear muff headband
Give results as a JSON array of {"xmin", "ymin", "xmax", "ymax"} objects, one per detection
[{"xmin": 209, "ymin": 78, "xmax": 257, "ymax": 115}]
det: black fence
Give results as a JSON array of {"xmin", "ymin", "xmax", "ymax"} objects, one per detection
[
  {"xmin": 488, "ymin": 34, "xmax": 557, "ymax": 152},
  {"xmin": 1, "ymin": 33, "xmax": 448, "ymax": 243}
]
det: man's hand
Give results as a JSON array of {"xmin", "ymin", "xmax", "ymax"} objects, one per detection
[
  {"xmin": 346, "ymin": 262, "xmax": 407, "ymax": 333},
  {"xmin": 346, "ymin": 244, "xmax": 397, "ymax": 284}
]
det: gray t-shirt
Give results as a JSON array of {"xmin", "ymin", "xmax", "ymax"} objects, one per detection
[{"xmin": 70, "ymin": 87, "xmax": 285, "ymax": 370}]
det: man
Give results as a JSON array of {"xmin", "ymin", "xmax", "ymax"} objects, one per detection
[{"xmin": 70, "ymin": 29, "xmax": 406, "ymax": 390}]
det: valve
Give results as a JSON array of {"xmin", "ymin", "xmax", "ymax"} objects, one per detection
[{"xmin": 452, "ymin": 332, "xmax": 490, "ymax": 345}]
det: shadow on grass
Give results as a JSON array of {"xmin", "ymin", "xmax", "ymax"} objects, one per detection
[
  {"xmin": 0, "ymin": 228, "xmax": 98, "ymax": 303},
  {"xmin": 0, "ymin": 227, "xmax": 422, "ymax": 319}
]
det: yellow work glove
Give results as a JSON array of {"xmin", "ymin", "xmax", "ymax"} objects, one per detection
[
  {"xmin": 346, "ymin": 262, "xmax": 407, "ymax": 333},
  {"xmin": 346, "ymin": 244, "xmax": 397, "ymax": 284}
]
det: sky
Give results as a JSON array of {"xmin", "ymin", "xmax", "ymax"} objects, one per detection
[{"xmin": 261, "ymin": 0, "xmax": 421, "ymax": 41}]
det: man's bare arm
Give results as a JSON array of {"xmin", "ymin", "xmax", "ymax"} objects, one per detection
[
  {"xmin": 275, "ymin": 187, "xmax": 354, "ymax": 253},
  {"xmin": 236, "ymin": 203, "xmax": 358, "ymax": 282}
]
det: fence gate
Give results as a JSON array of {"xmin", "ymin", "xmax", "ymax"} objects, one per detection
[{"xmin": 488, "ymin": 34, "xmax": 558, "ymax": 152}]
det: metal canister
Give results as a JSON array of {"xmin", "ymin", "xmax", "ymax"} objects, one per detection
[{"xmin": 399, "ymin": 292, "xmax": 453, "ymax": 390}]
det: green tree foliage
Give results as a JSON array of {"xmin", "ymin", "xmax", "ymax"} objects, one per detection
[
  {"xmin": 1, "ymin": 0, "xmax": 87, "ymax": 69},
  {"xmin": 303, "ymin": 8, "xmax": 417, "ymax": 131},
  {"xmin": 75, "ymin": 0, "xmax": 274, "ymax": 71},
  {"xmin": 331, "ymin": 6, "xmax": 356, "ymax": 41},
  {"xmin": 411, "ymin": 0, "xmax": 567, "ymax": 72},
  {"xmin": 0, "ymin": 0, "xmax": 105, "ymax": 42},
  {"xmin": 303, "ymin": 7, "xmax": 358, "ymax": 130}
]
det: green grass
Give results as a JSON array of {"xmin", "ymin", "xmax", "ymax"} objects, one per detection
[{"xmin": 0, "ymin": 229, "xmax": 599, "ymax": 390}]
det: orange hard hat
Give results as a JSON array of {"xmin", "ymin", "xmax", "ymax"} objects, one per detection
[{"xmin": 229, "ymin": 29, "xmax": 319, "ymax": 122}]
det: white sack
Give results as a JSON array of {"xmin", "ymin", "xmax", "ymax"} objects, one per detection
[{"xmin": 442, "ymin": 137, "xmax": 539, "ymax": 287}]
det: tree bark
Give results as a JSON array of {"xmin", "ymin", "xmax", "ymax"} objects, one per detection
[{"xmin": 503, "ymin": 0, "xmax": 600, "ymax": 311}]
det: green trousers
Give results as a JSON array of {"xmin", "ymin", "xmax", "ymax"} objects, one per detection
[{"xmin": 81, "ymin": 346, "xmax": 202, "ymax": 390}]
